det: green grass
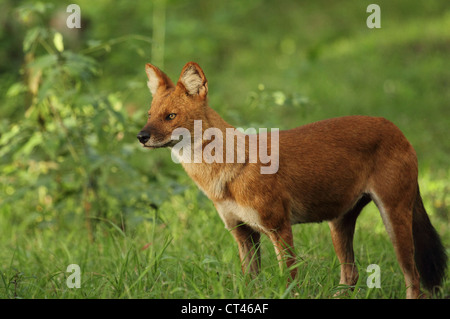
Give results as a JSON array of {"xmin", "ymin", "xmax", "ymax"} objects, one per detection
[{"xmin": 1, "ymin": 185, "xmax": 448, "ymax": 299}]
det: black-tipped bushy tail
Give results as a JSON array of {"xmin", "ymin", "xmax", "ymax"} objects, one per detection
[{"xmin": 412, "ymin": 187, "xmax": 448, "ymax": 294}]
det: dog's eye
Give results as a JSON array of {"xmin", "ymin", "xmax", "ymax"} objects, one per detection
[{"xmin": 166, "ymin": 113, "xmax": 176, "ymax": 120}]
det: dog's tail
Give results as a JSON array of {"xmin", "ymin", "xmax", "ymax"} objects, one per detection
[{"xmin": 412, "ymin": 186, "xmax": 447, "ymax": 294}]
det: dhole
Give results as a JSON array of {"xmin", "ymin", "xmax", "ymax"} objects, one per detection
[{"xmin": 137, "ymin": 62, "xmax": 447, "ymax": 299}]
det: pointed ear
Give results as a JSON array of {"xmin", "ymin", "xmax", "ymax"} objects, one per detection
[
  {"xmin": 145, "ymin": 63, "xmax": 174, "ymax": 96},
  {"xmin": 178, "ymin": 62, "xmax": 208, "ymax": 99}
]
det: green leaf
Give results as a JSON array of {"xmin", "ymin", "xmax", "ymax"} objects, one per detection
[
  {"xmin": 6, "ymin": 83, "xmax": 27, "ymax": 97},
  {"xmin": 62, "ymin": 51, "xmax": 99, "ymax": 80},
  {"xmin": 30, "ymin": 54, "xmax": 58, "ymax": 71},
  {"xmin": 0, "ymin": 125, "xmax": 21, "ymax": 157},
  {"xmin": 19, "ymin": 132, "xmax": 43, "ymax": 157},
  {"xmin": 53, "ymin": 32, "xmax": 64, "ymax": 52},
  {"xmin": 23, "ymin": 27, "xmax": 46, "ymax": 52}
]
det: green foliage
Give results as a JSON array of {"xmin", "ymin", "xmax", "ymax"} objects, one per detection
[
  {"xmin": 1, "ymin": 2, "xmax": 157, "ymax": 238},
  {"xmin": 0, "ymin": 0, "xmax": 448, "ymax": 299}
]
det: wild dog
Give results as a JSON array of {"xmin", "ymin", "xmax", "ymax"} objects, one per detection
[{"xmin": 137, "ymin": 62, "xmax": 447, "ymax": 298}]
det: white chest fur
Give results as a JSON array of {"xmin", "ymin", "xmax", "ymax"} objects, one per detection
[{"xmin": 215, "ymin": 199, "xmax": 263, "ymax": 232}]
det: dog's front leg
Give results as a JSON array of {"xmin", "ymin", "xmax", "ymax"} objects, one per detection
[
  {"xmin": 267, "ymin": 223, "xmax": 297, "ymax": 281},
  {"xmin": 230, "ymin": 223, "xmax": 261, "ymax": 275}
]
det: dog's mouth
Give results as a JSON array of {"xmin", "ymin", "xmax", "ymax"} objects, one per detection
[{"xmin": 142, "ymin": 139, "xmax": 175, "ymax": 149}]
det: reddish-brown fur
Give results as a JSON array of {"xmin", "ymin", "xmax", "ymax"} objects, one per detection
[{"xmin": 137, "ymin": 62, "xmax": 447, "ymax": 299}]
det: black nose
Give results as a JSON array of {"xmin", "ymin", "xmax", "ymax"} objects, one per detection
[{"xmin": 137, "ymin": 131, "xmax": 150, "ymax": 144}]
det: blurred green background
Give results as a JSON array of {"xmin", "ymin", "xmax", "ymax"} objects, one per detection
[{"xmin": 0, "ymin": 0, "xmax": 448, "ymax": 298}]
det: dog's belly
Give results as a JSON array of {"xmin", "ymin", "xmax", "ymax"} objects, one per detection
[{"xmin": 289, "ymin": 193, "xmax": 367, "ymax": 224}]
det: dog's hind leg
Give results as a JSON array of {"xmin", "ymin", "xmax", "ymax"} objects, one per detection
[{"xmin": 329, "ymin": 194, "xmax": 371, "ymax": 288}]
